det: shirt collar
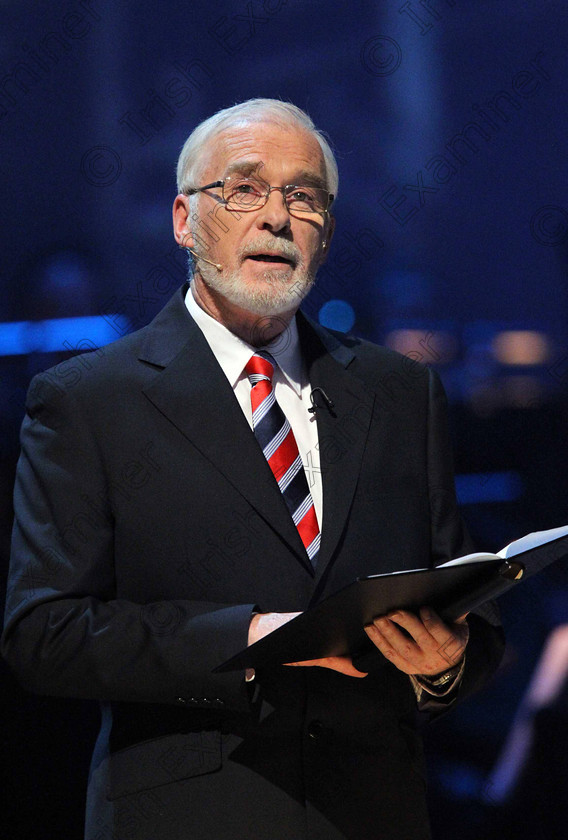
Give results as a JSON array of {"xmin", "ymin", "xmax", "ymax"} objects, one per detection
[{"xmin": 185, "ymin": 284, "xmax": 304, "ymax": 394}]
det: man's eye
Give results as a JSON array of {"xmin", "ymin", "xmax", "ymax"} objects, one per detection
[
  {"xmin": 230, "ymin": 181, "xmax": 262, "ymax": 196},
  {"xmin": 289, "ymin": 189, "xmax": 312, "ymax": 201},
  {"xmin": 226, "ymin": 181, "xmax": 264, "ymax": 207}
]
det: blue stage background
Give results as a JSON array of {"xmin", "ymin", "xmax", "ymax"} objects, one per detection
[{"xmin": 2, "ymin": 1, "xmax": 568, "ymax": 836}]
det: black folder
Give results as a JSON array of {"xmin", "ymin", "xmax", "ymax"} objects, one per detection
[{"xmin": 214, "ymin": 532, "xmax": 568, "ymax": 673}]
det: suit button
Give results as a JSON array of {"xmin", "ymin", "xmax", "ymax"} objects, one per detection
[{"xmin": 307, "ymin": 720, "xmax": 327, "ymax": 740}]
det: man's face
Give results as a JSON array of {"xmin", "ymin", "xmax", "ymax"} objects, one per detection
[{"xmin": 178, "ymin": 121, "xmax": 333, "ymax": 319}]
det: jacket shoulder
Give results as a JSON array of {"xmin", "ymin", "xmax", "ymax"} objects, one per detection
[
  {"xmin": 24, "ymin": 287, "xmax": 193, "ymax": 409},
  {"xmin": 303, "ymin": 315, "xmax": 432, "ymax": 386}
]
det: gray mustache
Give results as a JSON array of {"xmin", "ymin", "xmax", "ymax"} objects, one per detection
[{"xmin": 240, "ymin": 239, "xmax": 300, "ymax": 263}]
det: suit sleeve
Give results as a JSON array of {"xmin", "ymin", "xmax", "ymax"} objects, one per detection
[
  {"xmin": 1, "ymin": 372, "xmax": 255, "ymax": 712},
  {"xmin": 354, "ymin": 366, "xmax": 505, "ymax": 703},
  {"xmin": 426, "ymin": 367, "xmax": 505, "ymax": 706}
]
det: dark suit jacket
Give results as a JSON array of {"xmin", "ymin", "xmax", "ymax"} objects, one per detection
[{"xmin": 2, "ymin": 284, "xmax": 504, "ymax": 840}]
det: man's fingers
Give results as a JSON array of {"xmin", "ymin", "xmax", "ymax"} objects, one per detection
[
  {"xmin": 418, "ymin": 607, "xmax": 469, "ymax": 648},
  {"xmin": 365, "ymin": 608, "xmax": 470, "ymax": 675},
  {"xmin": 384, "ymin": 610, "xmax": 435, "ymax": 648},
  {"xmin": 364, "ymin": 620, "xmax": 416, "ymax": 671},
  {"xmin": 284, "ymin": 656, "xmax": 368, "ymax": 678},
  {"xmin": 366, "ymin": 613, "xmax": 427, "ymax": 658}
]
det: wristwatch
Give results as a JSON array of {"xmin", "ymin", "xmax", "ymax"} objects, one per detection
[{"xmin": 418, "ymin": 661, "xmax": 463, "ymax": 688}]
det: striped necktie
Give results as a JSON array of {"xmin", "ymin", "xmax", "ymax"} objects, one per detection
[{"xmin": 245, "ymin": 352, "xmax": 320, "ymax": 568}]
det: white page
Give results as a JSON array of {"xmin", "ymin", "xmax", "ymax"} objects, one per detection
[
  {"xmin": 438, "ymin": 552, "xmax": 498, "ymax": 568},
  {"xmin": 438, "ymin": 524, "xmax": 568, "ymax": 568},
  {"xmin": 497, "ymin": 525, "xmax": 568, "ymax": 558}
]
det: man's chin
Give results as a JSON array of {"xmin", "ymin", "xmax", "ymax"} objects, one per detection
[
  {"xmin": 200, "ymin": 265, "xmax": 314, "ymax": 317},
  {"xmin": 238, "ymin": 280, "xmax": 314, "ymax": 316},
  {"xmin": 224, "ymin": 291, "xmax": 302, "ymax": 318}
]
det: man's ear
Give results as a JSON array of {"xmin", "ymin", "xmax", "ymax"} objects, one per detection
[
  {"xmin": 320, "ymin": 214, "xmax": 336, "ymax": 264},
  {"xmin": 173, "ymin": 194, "xmax": 194, "ymax": 249}
]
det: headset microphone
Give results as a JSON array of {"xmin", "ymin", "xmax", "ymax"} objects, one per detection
[{"xmin": 179, "ymin": 243, "xmax": 223, "ymax": 271}]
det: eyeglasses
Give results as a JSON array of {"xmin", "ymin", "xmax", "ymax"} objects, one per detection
[{"xmin": 185, "ymin": 175, "xmax": 334, "ymax": 216}]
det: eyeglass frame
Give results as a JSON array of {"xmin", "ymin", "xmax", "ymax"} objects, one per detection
[{"xmin": 184, "ymin": 177, "xmax": 335, "ymax": 216}]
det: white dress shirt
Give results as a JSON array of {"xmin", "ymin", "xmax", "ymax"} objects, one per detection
[{"xmin": 184, "ymin": 285, "xmax": 322, "ymax": 528}]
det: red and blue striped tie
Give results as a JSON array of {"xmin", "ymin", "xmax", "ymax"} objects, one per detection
[{"xmin": 245, "ymin": 352, "xmax": 320, "ymax": 568}]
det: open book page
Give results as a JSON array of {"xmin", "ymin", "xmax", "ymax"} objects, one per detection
[
  {"xmin": 438, "ymin": 524, "xmax": 568, "ymax": 568},
  {"xmin": 438, "ymin": 552, "xmax": 499, "ymax": 568},
  {"xmin": 496, "ymin": 525, "xmax": 568, "ymax": 558}
]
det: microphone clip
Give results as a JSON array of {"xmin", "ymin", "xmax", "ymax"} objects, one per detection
[{"xmin": 308, "ymin": 387, "xmax": 335, "ymax": 415}]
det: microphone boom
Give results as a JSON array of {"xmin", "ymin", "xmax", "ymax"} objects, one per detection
[{"xmin": 179, "ymin": 244, "xmax": 223, "ymax": 271}]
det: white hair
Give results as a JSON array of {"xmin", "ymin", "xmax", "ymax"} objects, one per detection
[{"xmin": 176, "ymin": 98, "xmax": 339, "ymax": 199}]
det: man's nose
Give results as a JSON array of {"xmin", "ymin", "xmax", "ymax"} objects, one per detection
[{"xmin": 255, "ymin": 187, "xmax": 291, "ymax": 233}]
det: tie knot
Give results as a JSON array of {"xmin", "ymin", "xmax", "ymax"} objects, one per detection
[{"xmin": 245, "ymin": 353, "xmax": 275, "ymax": 384}]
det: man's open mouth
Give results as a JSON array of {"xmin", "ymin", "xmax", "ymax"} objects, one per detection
[{"xmin": 246, "ymin": 253, "xmax": 295, "ymax": 265}]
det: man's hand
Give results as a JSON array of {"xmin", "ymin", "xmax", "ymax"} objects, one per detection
[
  {"xmin": 364, "ymin": 607, "xmax": 469, "ymax": 676},
  {"xmin": 248, "ymin": 612, "xmax": 368, "ymax": 678},
  {"xmin": 284, "ymin": 655, "xmax": 368, "ymax": 678},
  {"xmin": 248, "ymin": 612, "xmax": 302, "ymax": 644}
]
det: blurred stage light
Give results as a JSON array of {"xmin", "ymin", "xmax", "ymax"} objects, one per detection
[
  {"xmin": 0, "ymin": 315, "xmax": 129, "ymax": 356},
  {"xmin": 492, "ymin": 330, "xmax": 551, "ymax": 365},
  {"xmin": 318, "ymin": 299, "xmax": 356, "ymax": 333},
  {"xmin": 384, "ymin": 328, "xmax": 457, "ymax": 363},
  {"xmin": 455, "ymin": 471, "xmax": 524, "ymax": 504}
]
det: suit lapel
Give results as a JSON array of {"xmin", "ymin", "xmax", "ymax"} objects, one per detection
[
  {"xmin": 297, "ymin": 314, "xmax": 375, "ymax": 584},
  {"xmin": 138, "ymin": 287, "xmax": 314, "ymax": 575}
]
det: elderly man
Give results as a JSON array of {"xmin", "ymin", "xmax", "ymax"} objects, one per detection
[{"xmin": 2, "ymin": 99, "xmax": 503, "ymax": 840}]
